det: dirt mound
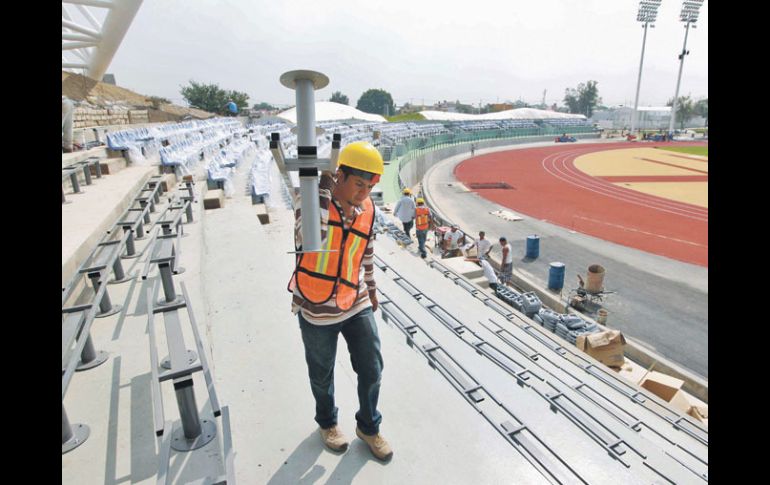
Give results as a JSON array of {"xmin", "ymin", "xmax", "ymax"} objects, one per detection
[{"xmin": 62, "ymin": 71, "xmax": 215, "ymax": 120}]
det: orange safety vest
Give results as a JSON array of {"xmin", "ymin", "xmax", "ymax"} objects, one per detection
[
  {"xmin": 288, "ymin": 197, "xmax": 374, "ymax": 311},
  {"xmin": 415, "ymin": 206, "xmax": 431, "ymax": 231}
]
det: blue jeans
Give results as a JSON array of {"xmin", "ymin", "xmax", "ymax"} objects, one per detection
[
  {"xmin": 416, "ymin": 229, "xmax": 428, "ymax": 257},
  {"xmin": 401, "ymin": 219, "xmax": 414, "ymax": 238},
  {"xmin": 298, "ymin": 307, "xmax": 383, "ymax": 435}
]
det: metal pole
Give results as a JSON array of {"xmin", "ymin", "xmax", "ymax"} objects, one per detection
[
  {"xmin": 668, "ymin": 22, "xmax": 691, "ymax": 133},
  {"xmin": 62, "ymin": 404, "xmax": 74, "ymax": 444},
  {"xmin": 123, "ymin": 227, "xmax": 136, "ymax": 256},
  {"xmin": 159, "ymin": 262, "xmax": 177, "ymax": 302},
  {"xmin": 174, "ymin": 378, "xmax": 202, "ymax": 439},
  {"xmin": 295, "ymin": 77, "xmax": 321, "ymax": 251},
  {"xmin": 295, "ymin": 79, "xmax": 316, "ymax": 147},
  {"xmin": 299, "ymin": 169, "xmax": 321, "ymax": 250}
]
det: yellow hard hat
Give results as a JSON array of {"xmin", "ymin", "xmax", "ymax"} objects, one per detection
[
  {"xmin": 403, "ymin": 188, "xmax": 411, "ymax": 195},
  {"xmin": 416, "ymin": 197, "xmax": 425, "ymax": 204},
  {"xmin": 338, "ymin": 141, "xmax": 384, "ymax": 176}
]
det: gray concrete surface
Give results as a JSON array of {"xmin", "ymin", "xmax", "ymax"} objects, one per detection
[
  {"xmin": 421, "ymin": 141, "xmax": 708, "ymax": 379},
  {"xmin": 63, "ymin": 144, "xmax": 707, "ymax": 484}
]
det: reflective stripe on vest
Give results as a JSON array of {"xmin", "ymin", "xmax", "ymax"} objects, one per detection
[
  {"xmin": 415, "ymin": 207, "xmax": 430, "ymax": 230},
  {"xmin": 289, "ymin": 197, "xmax": 374, "ymax": 310}
]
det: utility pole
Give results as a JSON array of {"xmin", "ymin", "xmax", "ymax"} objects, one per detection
[
  {"xmin": 669, "ymin": 0, "xmax": 704, "ymax": 133},
  {"xmin": 631, "ymin": 0, "xmax": 662, "ymax": 135}
]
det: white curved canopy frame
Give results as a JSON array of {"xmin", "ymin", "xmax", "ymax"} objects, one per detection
[{"xmin": 62, "ymin": 0, "xmax": 144, "ymax": 81}]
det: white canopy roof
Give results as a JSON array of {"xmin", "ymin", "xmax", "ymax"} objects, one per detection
[
  {"xmin": 419, "ymin": 108, "xmax": 586, "ymax": 121},
  {"xmin": 277, "ymin": 101, "xmax": 387, "ymax": 123}
]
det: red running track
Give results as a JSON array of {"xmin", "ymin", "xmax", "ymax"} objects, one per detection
[{"xmin": 454, "ymin": 142, "xmax": 708, "ymax": 266}]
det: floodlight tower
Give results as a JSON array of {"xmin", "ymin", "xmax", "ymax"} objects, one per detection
[
  {"xmin": 668, "ymin": 0, "xmax": 705, "ymax": 133},
  {"xmin": 631, "ymin": 0, "xmax": 662, "ymax": 135},
  {"xmin": 270, "ymin": 70, "xmax": 340, "ymax": 252}
]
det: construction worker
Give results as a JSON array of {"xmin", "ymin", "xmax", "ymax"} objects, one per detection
[
  {"xmin": 499, "ymin": 236, "xmax": 513, "ymax": 286},
  {"xmin": 288, "ymin": 141, "xmax": 393, "ymax": 462},
  {"xmin": 393, "ymin": 187, "xmax": 416, "ymax": 238},
  {"xmin": 414, "ymin": 197, "xmax": 433, "ymax": 258}
]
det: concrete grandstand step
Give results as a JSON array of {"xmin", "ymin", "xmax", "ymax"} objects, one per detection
[
  {"xmin": 438, "ymin": 256, "xmax": 484, "ymax": 279},
  {"xmin": 95, "ymin": 156, "xmax": 127, "ymax": 175},
  {"xmin": 61, "ymin": 146, "xmax": 108, "ymax": 169},
  {"xmin": 203, "ymin": 189, "xmax": 225, "ymax": 209},
  {"xmin": 61, "ymin": 165, "xmax": 157, "ymax": 288}
]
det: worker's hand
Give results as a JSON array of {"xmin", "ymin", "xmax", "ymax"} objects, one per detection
[{"xmin": 369, "ymin": 289, "xmax": 379, "ymax": 312}]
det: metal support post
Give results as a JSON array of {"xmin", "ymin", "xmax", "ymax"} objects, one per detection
[
  {"xmin": 88, "ymin": 272, "xmax": 122, "ymax": 317},
  {"xmin": 69, "ymin": 172, "xmax": 81, "ymax": 193},
  {"xmin": 138, "ymin": 199, "xmax": 151, "ymax": 223},
  {"xmin": 76, "ymin": 333, "xmax": 108, "ymax": 371},
  {"xmin": 110, "ymin": 255, "xmax": 132, "ymax": 284},
  {"xmin": 121, "ymin": 227, "xmax": 137, "ymax": 258},
  {"xmin": 81, "ymin": 163, "xmax": 93, "ymax": 185},
  {"xmin": 171, "ymin": 377, "xmax": 216, "ymax": 451},
  {"xmin": 62, "ymin": 404, "xmax": 89, "ymax": 454}
]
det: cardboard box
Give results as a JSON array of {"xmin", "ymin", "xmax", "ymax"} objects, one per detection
[
  {"xmin": 613, "ymin": 360, "xmax": 648, "ymax": 386},
  {"xmin": 667, "ymin": 389, "xmax": 696, "ymax": 414},
  {"xmin": 667, "ymin": 389, "xmax": 708, "ymax": 426},
  {"xmin": 639, "ymin": 371, "xmax": 685, "ymax": 402},
  {"xmin": 689, "ymin": 405, "xmax": 708, "ymax": 426},
  {"xmin": 576, "ymin": 329, "xmax": 626, "ymax": 368}
]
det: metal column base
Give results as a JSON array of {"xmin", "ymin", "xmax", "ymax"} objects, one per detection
[
  {"xmin": 96, "ymin": 303, "xmax": 123, "ymax": 318},
  {"xmin": 170, "ymin": 419, "xmax": 216, "ymax": 451},
  {"xmin": 76, "ymin": 351, "xmax": 109, "ymax": 371},
  {"xmin": 62, "ymin": 424, "xmax": 90, "ymax": 454},
  {"xmin": 161, "ymin": 350, "xmax": 198, "ymax": 370},
  {"xmin": 156, "ymin": 295, "xmax": 185, "ymax": 307},
  {"xmin": 122, "ymin": 253, "xmax": 142, "ymax": 260},
  {"xmin": 109, "ymin": 273, "xmax": 135, "ymax": 284}
]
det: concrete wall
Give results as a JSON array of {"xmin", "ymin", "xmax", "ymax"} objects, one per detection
[{"xmin": 73, "ymin": 107, "xmax": 150, "ymax": 128}]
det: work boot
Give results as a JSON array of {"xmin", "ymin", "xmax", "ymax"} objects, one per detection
[
  {"xmin": 319, "ymin": 425, "xmax": 349, "ymax": 452},
  {"xmin": 356, "ymin": 427, "xmax": 393, "ymax": 461}
]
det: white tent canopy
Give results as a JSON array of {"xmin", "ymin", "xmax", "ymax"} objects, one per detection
[
  {"xmin": 419, "ymin": 108, "xmax": 586, "ymax": 121},
  {"xmin": 276, "ymin": 101, "xmax": 387, "ymax": 123}
]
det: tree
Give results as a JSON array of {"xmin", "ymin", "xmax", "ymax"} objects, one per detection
[
  {"xmin": 563, "ymin": 89, "xmax": 580, "ymax": 114},
  {"xmin": 356, "ymin": 89, "xmax": 395, "ymax": 116},
  {"xmin": 694, "ymin": 98, "xmax": 708, "ymax": 127},
  {"xmin": 252, "ymin": 102, "xmax": 277, "ymax": 111},
  {"xmin": 180, "ymin": 80, "xmax": 249, "ymax": 115},
  {"xmin": 563, "ymin": 80, "xmax": 602, "ymax": 117},
  {"xmin": 667, "ymin": 95, "xmax": 696, "ymax": 129},
  {"xmin": 330, "ymin": 91, "xmax": 349, "ymax": 105}
]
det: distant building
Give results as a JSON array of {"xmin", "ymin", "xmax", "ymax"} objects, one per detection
[
  {"xmin": 101, "ymin": 73, "xmax": 116, "ymax": 85},
  {"xmin": 489, "ymin": 103, "xmax": 514, "ymax": 113},
  {"xmin": 434, "ymin": 101, "xmax": 461, "ymax": 113}
]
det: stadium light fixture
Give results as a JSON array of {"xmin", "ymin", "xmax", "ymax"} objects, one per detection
[
  {"xmin": 668, "ymin": 0, "xmax": 705, "ymax": 133},
  {"xmin": 631, "ymin": 0, "xmax": 662, "ymax": 135}
]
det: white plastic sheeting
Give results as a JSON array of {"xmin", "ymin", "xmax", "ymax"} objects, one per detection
[
  {"xmin": 419, "ymin": 108, "xmax": 586, "ymax": 121},
  {"xmin": 276, "ymin": 101, "xmax": 387, "ymax": 123}
]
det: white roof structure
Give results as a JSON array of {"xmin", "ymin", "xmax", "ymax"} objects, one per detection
[
  {"xmin": 62, "ymin": 0, "xmax": 145, "ymax": 81},
  {"xmin": 420, "ymin": 108, "xmax": 586, "ymax": 121},
  {"xmin": 276, "ymin": 101, "xmax": 387, "ymax": 123}
]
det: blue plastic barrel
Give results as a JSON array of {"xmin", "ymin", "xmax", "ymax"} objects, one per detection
[
  {"xmin": 548, "ymin": 262, "xmax": 565, "ymax": 290},
  {"xmin": 526, "ymin": 235, "xmax": 540, "ymax": 259}
]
